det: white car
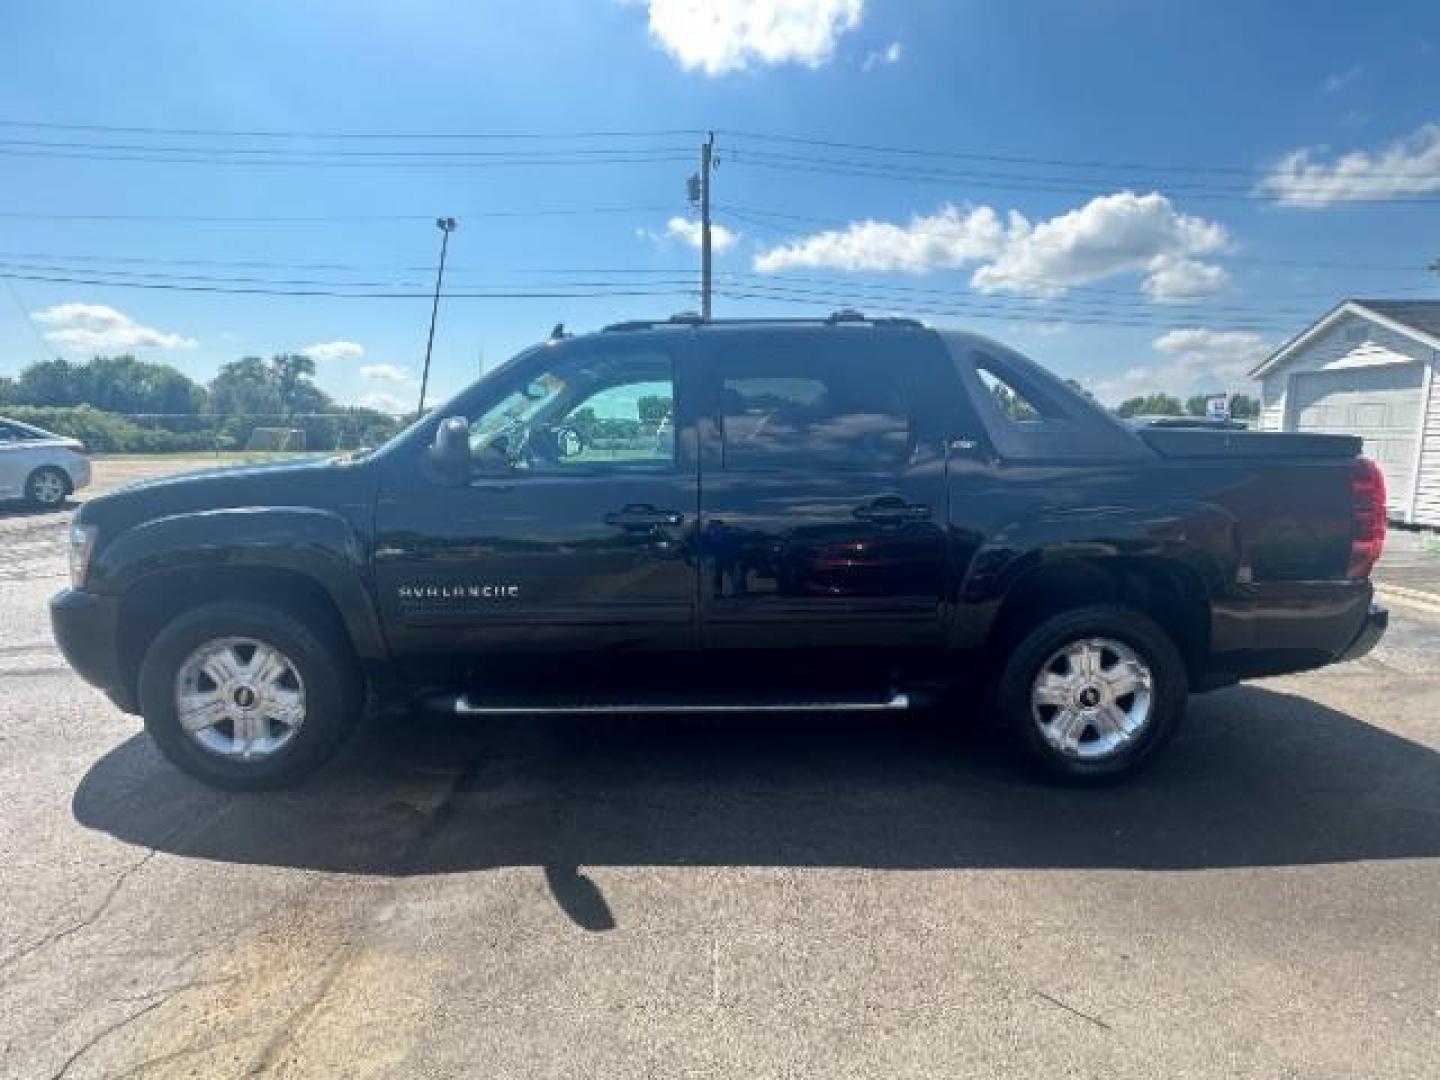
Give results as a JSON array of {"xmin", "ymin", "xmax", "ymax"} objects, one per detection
[{"xmin": 0, "ymin": 417, "xmax": 92, "ymax": 508}]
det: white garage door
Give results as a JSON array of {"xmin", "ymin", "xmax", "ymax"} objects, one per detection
[{"xmin": 1290, "ymin": 364, "xmax": 1422, "ymax": 513}]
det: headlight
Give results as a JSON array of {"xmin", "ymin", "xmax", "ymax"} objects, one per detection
[{"xmin": 68, "ymin": 523, "xmax": 97, "ymax": 588}]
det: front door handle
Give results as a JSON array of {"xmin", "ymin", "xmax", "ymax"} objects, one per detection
[
  {"xmin": 604, "ymin": 504, "xmax": 684, "ymax": 529},
  {"xmin": 853, "ymin": 497, "xmax": 932, "ymax": 524}
]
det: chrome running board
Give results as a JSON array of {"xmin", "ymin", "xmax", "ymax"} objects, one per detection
[{"xmin": 436, "ymin": 690, "xmax": 912, "ymax": 717}]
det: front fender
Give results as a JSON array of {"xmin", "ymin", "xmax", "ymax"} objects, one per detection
[
  {"xmin": 89, "ymin": 507, "xmax": 386, "ymax": 659},
  {"xmin": 950, "ymin": 501, "xmax": 1236, "ymax": 649}
]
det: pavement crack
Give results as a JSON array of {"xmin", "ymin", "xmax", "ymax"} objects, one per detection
[
  {"xmin": 243, "ymin": 939, "xmax": 356, "ymax": 1077},
  {"xmin": 108, "ymin": 1032, "xmax": 253, "ymax": 1080},
  {"xmin": 0, "ymin": 849, "xmax": 157, "ymax": 972},
  {"xmin": 1032, "ymin": 989, "xmax": 1112, "ymax": 1031},
  {"xmin": 240, "ymin": 764, "xmax": 477, "ymax": 1075},
  {"xmin": 48, "ymin": 990, "xmax": 176, "ymax": 1080},
  {"xmin": 0, "ymin": 802, "xmax": 227, "ymax": 973}
]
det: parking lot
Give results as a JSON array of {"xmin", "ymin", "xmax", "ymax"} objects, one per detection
[{"xmin": 1, "ymin": 460, "xmax": 1437, "ymax": 1078}]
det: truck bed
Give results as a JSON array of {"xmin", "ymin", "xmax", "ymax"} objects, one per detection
[{"xmin": 1138, "ymin": 428, "xmax": 1361, "ymax": 459}]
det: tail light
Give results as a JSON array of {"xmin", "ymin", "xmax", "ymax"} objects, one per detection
[{"xmin": 1348, "ymin": 457, "xmax": 1386, "ymax": 579}]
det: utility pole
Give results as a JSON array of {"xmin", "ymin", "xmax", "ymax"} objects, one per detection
[
  {"xmin": 689, "ymin": 132, "xmax": 716, "ymax": 320},
  {"xmin": 417, "ymin": 216, "xmax": 458, "ymax": 415}
]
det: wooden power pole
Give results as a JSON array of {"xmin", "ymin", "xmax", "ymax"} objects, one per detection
[{"xmin": 696, "ymin": 133, "xmax": 715, "ymax": 320}]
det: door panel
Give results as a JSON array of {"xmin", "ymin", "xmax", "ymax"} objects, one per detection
[
  {"xmin": 373, "ymin": 337, "xmax": 699, "ymax": 657},
  {"xmin": 694, "ymin": 329, "xmax": 956, "ymax": 651}
]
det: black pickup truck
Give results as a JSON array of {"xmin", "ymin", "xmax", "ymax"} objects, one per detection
[{"xmin": 50, "ymin": 314, "xmax": 1388, "ymax": 788}]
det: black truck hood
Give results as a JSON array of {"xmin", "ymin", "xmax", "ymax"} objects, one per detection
[{"xmin": 77, "ymin": 456, "xmax": 377, "ymax": 539}]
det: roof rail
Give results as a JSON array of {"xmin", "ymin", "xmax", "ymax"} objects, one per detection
[{"xmin": 602, "ymin": 310, "xmax": 926, "ymax": 332}]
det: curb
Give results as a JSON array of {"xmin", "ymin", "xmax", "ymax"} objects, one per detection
[{"xmin": 1374, "ymin": 582, "xmax": 1440, "ymax": 617}]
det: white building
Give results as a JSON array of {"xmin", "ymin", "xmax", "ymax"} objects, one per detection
[{"xmin": 1250, "ymin": 299, "xmax": 1440, "ymax": 526}]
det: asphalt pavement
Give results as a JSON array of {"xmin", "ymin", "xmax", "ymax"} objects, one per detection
[{"xmin": 0, "ymin": 460, "xmax": 1437, "ymax": 1078}]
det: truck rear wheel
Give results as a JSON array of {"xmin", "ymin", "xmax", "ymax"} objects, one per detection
[
  {"xmin": 137, "ymin": 601, "xmax": 362, "ymax": 790},
  {"xmin": 996, "ymin": 604, "xmax": 1187, "ymax": 784}
]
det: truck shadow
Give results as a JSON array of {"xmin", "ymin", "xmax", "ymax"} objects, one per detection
[{"xmin": 74, "ymin": 684, "xmax": 1440, "ymax": 918}]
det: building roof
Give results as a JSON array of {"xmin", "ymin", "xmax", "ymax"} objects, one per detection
[
  {"xmin": 1353, "ymin": 300, "xmax": 1440, "ymax": 341},
  {"xmin": 1249, "ymin": 298, "xmax": 1440, "ymax": 378}
]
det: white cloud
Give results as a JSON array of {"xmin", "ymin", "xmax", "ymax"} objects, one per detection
[
  {"xmin": 1323, "ymin": 65, "xmax": 1363, "ymax": 94},
  {"xmin": 1007, "ymin": 321, "xmax": 1070, "ymax": 338},
  {"xmin": 754, "ymin": 191, "xmax": 1231, "ymax": 300},
  {"xmin": 638, "ymin": 0, "xmax": 864, "ymax": 75},
  {"xmin": 972, "ymin": 192, "xmax": 1229, "ymax": 296},
  {"xmin": 1090, "ymin": 328, "xmax": 1269, "ymax": 405},
  {"xmin": 1141, "ymin": 255, "xmax": 1230, "ymax": 302},
  {"xmin": 754, "ymin": 204, "xmax": 1009, "ymax": 273},
  {"xmin": 1258, "ymin": 121, "xmax": 1440, "ymax": 206},
  {"xmin": 302, "ymin": 340, "xmax": 365, "ymax": 361},
  {"xmin": 861, "ymin": 40, "xmax": 901, "ymax": 71},
  {"xmin": 356, "ymin": 391, "xmax": 410, "ymax": 415},
  {"xmin": 640, "ymin": 216, "xmax": 739, "ymax": 252},
  {"xmin": 31, "ymin": 302, "xmax": 197, "ymax": 351},
  {"xmin": 360, "ymin": 363, "xmax": 416, "ymax": 384}
]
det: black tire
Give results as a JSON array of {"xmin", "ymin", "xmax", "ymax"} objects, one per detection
[
  {"xmin": 996, "ymin": 604, "xmax": 1187, "ymax": 784},
  {"xmin": 24, "ymin": 466, "xmax": 70, "ymax": 509},
  {"xmin": 137, "ymin": 601, "xmax": 363, "ymax": 790}
]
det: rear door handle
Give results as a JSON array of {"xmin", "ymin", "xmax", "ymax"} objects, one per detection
[
  {"xmin": 604, "ymin": 504, "xmax": 684, "ymax": 528},
  {"xmin": 853, "ymin": 498, "xmax": 932, "ymax": 524}
]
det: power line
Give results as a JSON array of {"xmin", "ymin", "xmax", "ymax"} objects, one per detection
[
  {"xmin": 713, "ymin": 279, "xmax": 1292, "ymax": 330},
  {"xmin": 1, "ymin": 276, "xmax": 57, "ymax": 362},
  {"xmin": 4, "ymin": 247, "xmax": 1428, "ymax": 321},
  {"xmin": 725, "ymin": 149, "xmax": 1440, "ymax": 206},
  {"xmin": 721, "ymin": 204, "xmax": 1439, "ymax": 274},
  {"xmin": 0, "ymin": 249, "xmax": 705, "ymax": 275},
  {"xmin": 0, "ymin": 137, "xmax": 695, "ymax": 159},
  {"xmin": 0, "ymin": 269, "xmax": 699, "ymax": 300},
  {"xmin": 0, "ymin": 203, "xmax": 675, "ymax": 224},
  {"xmin": 710, "ymin": 270, "xmax": 1318, "ymax": 319},
  {"xmin": 721, "ymin": 128, "xmax": 1436, "ymax": 182},
  {"xmin": 0, "ymin": 258, "xmax": 700, "ymax": 292},
  {"xmin": 0, "ymin": 118, "xmax": 704, "ymax": 141},
  {"xmin": 713, "ymin": 285, "xmax": 1287, "ymax": 333},
  {"xmin": 0, "ymin": 146, "xmax": 694, "ymax": 169}
]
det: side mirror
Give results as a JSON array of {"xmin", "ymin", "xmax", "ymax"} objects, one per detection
[{"xmin": 428, "ymin": 417, "xmax": 472, "ymax": 482}]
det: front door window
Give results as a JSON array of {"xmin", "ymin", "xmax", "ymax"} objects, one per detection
[{"xmin": 465, "ymin": 349, "xmax": 674, "ymax": 472}]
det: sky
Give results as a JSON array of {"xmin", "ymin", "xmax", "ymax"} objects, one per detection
[{"xmin": 1, "ymin": 0, "xmax": 1438, "ymax": 412}]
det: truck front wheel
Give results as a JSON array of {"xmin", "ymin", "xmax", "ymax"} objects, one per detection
[
  {"xmin": 137, "ymin": 601, "xmax": 362, "ymax": 790},
  {"xmin": 996, "ymin": 604, "xmax": 1188, "ymax": 784}
]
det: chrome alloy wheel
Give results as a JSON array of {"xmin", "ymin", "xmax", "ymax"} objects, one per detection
[
  {"xmin": 29, "ymin": 470, "xmax": 67, "ymax": 506},
  {"xmin": 173, "ymin": 637, "xmax": 307, "ymax": 760},
  {"xmin": 1031, "ymin": 637, "xmax": 1153, "ymax": 761}
]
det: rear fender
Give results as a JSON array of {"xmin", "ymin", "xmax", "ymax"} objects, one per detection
[{"xmin": 950, "ymin": 501, "xmax": 1234, "ymax": 650}]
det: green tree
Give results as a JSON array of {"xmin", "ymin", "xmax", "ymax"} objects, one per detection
[
  {"xmin": 205, "ymin": 354, "xmax": 332, "ymax": 417},
  {"xmin": 637, "ymin": 395, "xmax": 673, "ymax": 424},
  {"xmin": 12, "ymin": 355, "xmax": 205, "ymax": 414},
  {"xmin": 207, "ymin": 357, "xmax": 282, "ymax": 416},
  {"xmin": 991, "ymin": 381, "xmax": 1039, "ymax": 421},
  {"xmin": 270, "ymin": 353, "xmax": 331, "ymax": 417},
  {"xmin": 1116, "ymin": 393, "xmax": 1184, "ymax": 418},
  {"xmin": 12, "ymin": 357, "xmax": 85, "ymax": 406},
  {"xmin": 0, "ymin": 376, "xmax": 16, "ymax": 407},
  {"xmin": 1229, "ymin": 393, "xmax": 1257, "ymax": 420},
  {"xmin": 568, "ymin": 405, "xmax": 598, "ymax": 439}
]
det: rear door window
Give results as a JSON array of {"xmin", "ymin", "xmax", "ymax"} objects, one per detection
[{"xmin": 717, "ymin": 342, "xmax": 917, "ymax": 471}]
